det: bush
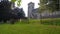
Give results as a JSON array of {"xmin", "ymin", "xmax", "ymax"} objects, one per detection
[
  {"xmin": 15, "ymin": 18, "xmax": 60, "ymax": 26},
  {"xmin": 28, "ymin": 19, "xmax": 40, "ymax": 24},
  {"xmin": 40, "ymin": 18, "xmax": 60, "ymax": 25}
]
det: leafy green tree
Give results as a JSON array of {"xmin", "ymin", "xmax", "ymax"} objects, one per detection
[
  {"xmin": 0, "ymin": 0, "xmax": 21, "ymax": 23},
  {"xmin": 10, "ymin": 0, "xmax": 21, "ymax": 6},
  {"xmin": 39, "ymin": 0, "xmax": 59, "ymax": 12}
]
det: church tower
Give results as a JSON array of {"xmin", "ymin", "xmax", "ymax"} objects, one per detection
[{"xmin": 28, "ymin": 2, "xmax": 34, "ymax": 19}]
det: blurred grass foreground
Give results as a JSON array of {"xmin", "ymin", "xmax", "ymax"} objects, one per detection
[
  {"xmin": 19, "ymin": 18, "xmax": 60, "ymax": 25},
  {"xmin": 0, "ymin": 18, "xmax": 60, "ymax": 34}
]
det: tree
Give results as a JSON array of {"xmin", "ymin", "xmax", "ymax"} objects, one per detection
[
  {"xmin": 0, "ymin": 1, "xmax": 13, "ymax": 22},
  {"xmin": 39, "ymin": 0, "xmax": 59, "ymax": 12},
  {"xmin": 13, "ymin": 8, "xmax": 25, "ymax": 19},
  {"xmin": 11, "ymin": 0, "xmax": 21, "ymax": 6},
  {"xmin": 0, "ymin": 0, "xmax": 21, "ymax": 23}
]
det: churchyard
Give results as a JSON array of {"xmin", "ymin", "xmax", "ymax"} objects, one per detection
[{"xmin": 0, "ymin": 18, "xmax": 60, "ymax": 34}]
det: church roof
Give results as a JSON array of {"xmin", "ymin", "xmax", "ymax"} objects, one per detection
[
  {"xmin": 32, "ymin": 8, "xmax": 39, "ymax": 13},
  {"xmin": 28, "ymin": 2, "xmax": 34, "ymax": 5}
]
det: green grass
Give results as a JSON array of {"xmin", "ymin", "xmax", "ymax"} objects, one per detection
[
  {"xmin": 0, "ymin": 24, "xmax": 60, "ymax": 34},
  {"xmin": 26, "ymin": 18, "xmax": 60, "ymax": 25},
  {"xmin": 0, "ymin": 18, "xmax": 60, "ymax": 34}
]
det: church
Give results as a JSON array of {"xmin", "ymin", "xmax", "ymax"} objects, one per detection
[
  {"xmin": 28, "ymin": 2, "xmax": 40, "ymax": 19},
  {"xmin": 28, "ymin": 2, "xmax": 60, "ymax": 19}
]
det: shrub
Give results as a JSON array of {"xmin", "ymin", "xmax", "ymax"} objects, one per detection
[{"xmin": 40, "ymin": 18, "xmax": 60, "ymax": 25}]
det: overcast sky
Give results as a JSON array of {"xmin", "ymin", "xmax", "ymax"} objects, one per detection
[{"xmin": 19, "ymin": 0, "xmax": 39, "ymax": 17}]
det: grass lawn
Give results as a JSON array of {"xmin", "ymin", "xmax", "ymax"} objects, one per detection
[{"xmin": 0, "ymin": 24, "xmax": 60, "ymax": 34}]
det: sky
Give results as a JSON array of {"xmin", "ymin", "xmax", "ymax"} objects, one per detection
[{"xmin": 19, "ymin": 0, "xmax": 40, "ymax": 17}]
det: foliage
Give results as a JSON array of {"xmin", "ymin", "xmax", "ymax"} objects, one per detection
[
  {"xmin": 14, "ymin": 8, "xmax": 25, "ymax": 19},
  {"xmin": 0, "ymin": 1, "xmax": 12, "ymax": 22},
  {"xmin": 0, "ymin": 1, "xmax": 24, "ymax": 23},
  {"xmin": 39, "ymin": 0, "xmax": 59, "ymax": 12},
  {"xmin": 40, "ymin": 18, "xmax": 60, "ymax": 25},
  {"xmin": 16, "ymin": 18, "xmax": 60, "ymax": 26},
  {"xmin": 10, "ymin": 0, "xmax": 21, "ymax": 6}
]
